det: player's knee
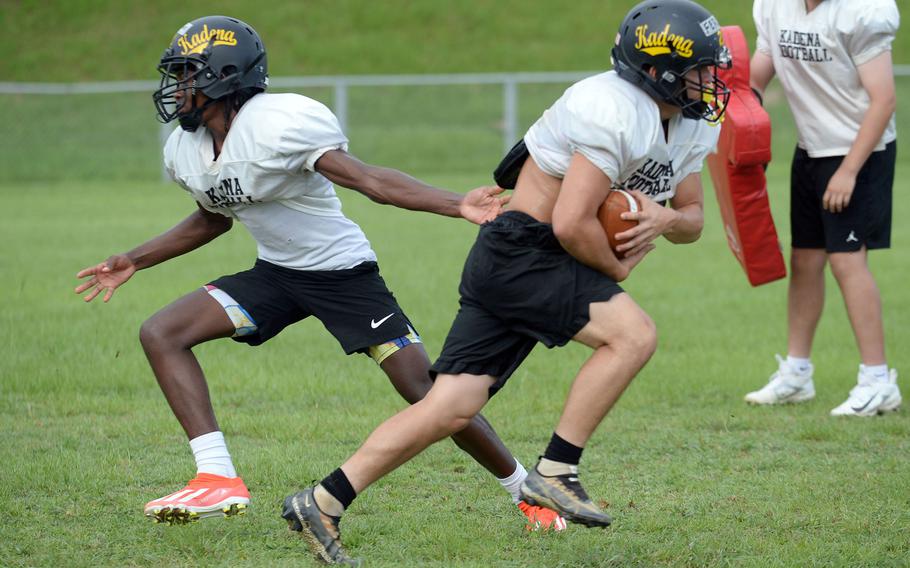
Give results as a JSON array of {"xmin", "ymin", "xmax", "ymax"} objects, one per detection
[
  {"xmin": 828, "ymin": 251, "xmax": 866, "ymax": 281},
  {"xmin": 444, "ymin": 414, "xmax": 473, "ymax": 435},
  {"xmin": 791, "ymin": 249, "xmax": 827, "ymax": 275},
  {"xmin": 637, "ymin": 315, "xmax": 659, "ymax": 359},
  {"xmin": 619, "ymin": 312, "xmax": 658, "ymax": 361},
  {"xmin": 381, "ymin": 352, "xmax": 433, "ymax": 404},
  {"xmin": 139, "ymin": 318, "xmax": 161, "ymax": 352},
  {"xmin": 391, "ymin": 373, "xmax": 432, "ymax": 405},
  {"xmin": 421, "ymin": 393, "xmax": 480, "ymax": 435},
  {"xmin": 413, "ymin": 398, "xmax": 473, "ymax": 436},
  {"xmin": 139, "ymin": 317, "xmax": 181, "ymax": 353}
]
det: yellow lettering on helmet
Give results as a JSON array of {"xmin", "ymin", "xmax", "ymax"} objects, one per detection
[
  {"xmin": 634, "ymin": 24, "xmax": 694, "ymax": 58},
  {"xmin": 177, "ymin": 24, "xmax": 238, "ymax": 56}
]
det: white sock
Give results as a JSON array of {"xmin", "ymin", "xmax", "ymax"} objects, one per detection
[
  {"xmin": 860, "ymin": 364, "xmax": 889, "ymax": 383},
  {"xmin": 786, "ymin": 355, "xmax": 812, "ymax": 375},
  {"xmin": 496, "ymin": 460, "xmax": 528, "ymax": 504},
  {"xmin": 189, "ymin": 431, "xmax": 237, "ymax": 478}
]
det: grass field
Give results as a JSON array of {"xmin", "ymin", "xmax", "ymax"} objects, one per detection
[
  {"xmin": 2, "ymin": 152, "xmax": 909, "ymax": 566},
  {"xmin": 2, "ymin": 2, "xmax": 910, "ymax": 564}
]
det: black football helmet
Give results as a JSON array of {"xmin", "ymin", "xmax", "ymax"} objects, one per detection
[
  {"xmin": 153, "ymin": 15, "xmax": 268, "ymax": 131},
  {"xmin": 611, "ymin": 0, "xmax": 731, "ymax": 123}
]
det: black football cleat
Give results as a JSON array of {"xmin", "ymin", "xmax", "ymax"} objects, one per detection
[
  {"xmin": 282, "ymin": 488, "xmax": 361, "ymax": 566},
  {"xmin": 520, "ymin": 465, "xmax": 612, "ymax": 528}
]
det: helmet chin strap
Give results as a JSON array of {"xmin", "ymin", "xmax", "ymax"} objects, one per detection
[{"xmin": 177, "ymin": 90, "xmax": 220, "ymax": 132}]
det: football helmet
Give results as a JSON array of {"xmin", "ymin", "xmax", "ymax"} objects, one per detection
[
  {"xmin": 611, "ymin": 0, "xmax": 731, "ymax": 123},
  {"xmin": 153, "ymin": 15, "xmax": 268, "ymax": 131}
]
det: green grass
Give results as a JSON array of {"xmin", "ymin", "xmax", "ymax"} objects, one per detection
[
  {"xmin": 2, "ymin": 4, "xmax": 910, "ymax": 563},
  {"xmin": 4, "ymin": 1, "xmax": 907, "ymax": 82},
  {"xmin": 1, "ymin": 156, "xmax": 909, "ymax": 566}
]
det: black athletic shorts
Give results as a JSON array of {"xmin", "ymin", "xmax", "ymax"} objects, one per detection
[
  {"xmin": 209, "ymin": 259, "xmax": 415, "ymax": 354},
  {"xmin": 430, "ymin": 211, "xmax": 624, "ymax": 396},
  {"xmin": 790, "ymin": 141, "xmax": 895, "ymax": 252}
]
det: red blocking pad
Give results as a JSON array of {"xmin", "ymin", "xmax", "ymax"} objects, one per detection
[{"xmin": 706, "ymin": 25, "xmax": 786, "ymax": 286}]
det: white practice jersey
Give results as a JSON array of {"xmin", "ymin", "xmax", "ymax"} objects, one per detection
[
  {"xmin": 754, "ymin": 0, "xmax": 899, "ymax": 157},
  {"xmin": 524, "ymin": 71, "xmax": 720, "ymax": 204},
  {"xmin": 163, "ymin": 93, "xmax": 377, "ymax": 271}
]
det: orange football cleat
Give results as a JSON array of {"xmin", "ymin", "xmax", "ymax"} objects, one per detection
[
  {"xmin": 518, "ymin": 500, "xmax": 568, "ymax": 532},
  {"xmin": 144, "ymin": 473, "xmax": 250, "ymax": 524}
]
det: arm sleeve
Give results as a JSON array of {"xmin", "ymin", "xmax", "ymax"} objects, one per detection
[
  {"xmin": 676, "ymin": 126, "xmax": 721, "ymax": 180},
  {"xmin": 845, "ymin": 3, "xmax": 899, "ymax": 66},
  {"xmin": 753, "ymin": 0, "xmax": 772, "ymax": 55},
  {"xmin": 278, "ymin": 100, "xmax": 350, "ymax": 173},
  {"xmin": 162, "ymin": 127, "xmax": 190, "ymax": 191},
  {"xmin": 564, "ymin": 97, "xmax": 628, "ymax": 182}
]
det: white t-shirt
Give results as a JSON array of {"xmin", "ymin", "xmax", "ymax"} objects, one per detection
[
  {"xmin": 164, "ymin": 93, "xmax": 377, "ymax": 271},
  {"xmin": 753, "ymin": 0, "xmax": 899, "ymax": 157},
  {"xmin": 524, "ymin": 71, "xmax": 720, "ymax": 204}
]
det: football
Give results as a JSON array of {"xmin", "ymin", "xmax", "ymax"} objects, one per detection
[{"xmin": 597, "ymin": 189, "xmax": 641, "ymax": 259}]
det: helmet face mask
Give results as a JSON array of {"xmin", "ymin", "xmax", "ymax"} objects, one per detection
[
  {"xmin": 663, "ymin": 57, "xmax": 731, "ymax": 122},
  {"xmin": 153, "ymin": 16, "xmax": 268, "ymax": 131},
  {"xmin": 611, "ymin": 0, "xmax": 732, "ymax": 123},
  {"xmin": 153, "ymin": 60, "xmax": 215, "ymax": 129}
]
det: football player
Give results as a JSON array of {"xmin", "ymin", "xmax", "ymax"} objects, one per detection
[
  {"xmin": 75, "ymin": 15, "xmax": 565, "ymax": 530},
  {"xmin": 744, "ymin": 0, "xmax": 901, "ymax": 415},
  {"xmin": 286, "ymin": 1, "xmax": 730, "ymax": 563}
]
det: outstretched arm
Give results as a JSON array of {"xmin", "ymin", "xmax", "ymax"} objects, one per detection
[
  {"xmin": 314, "ymin": 149, "xmax": 508, "ymax": 224},
  {"xmin": 75, "ymin": 204, "xmax": 232, "ymax": 302}
]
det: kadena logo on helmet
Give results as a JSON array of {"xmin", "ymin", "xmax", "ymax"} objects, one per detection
[
  {"xmin": 634, "ymin": 24, "xmax": 695, "ymax": 58},
  {"xmin": 177, "ymin": 24, "xmax": 238, "ymax": 56}
]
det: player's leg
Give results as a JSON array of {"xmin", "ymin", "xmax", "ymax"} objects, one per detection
[
  {"xmin": 379, "ymin": 341, "xmax": 566, "ymax": 530},
  {"xmin": 378, "ymin": 342, "xmax": 514, "ymax": 473},
  {"xmin": 746, "ymin": 147, "xmax": 822, "ymax": 404},
  {"xmin": 282, "ymin": 372, "xmax": 496, "ymax": 565},
  {"xmin": 828, "ymin": 252, "xmax": 900, "ymax": 416},
  {"xmin": 828, "ymin": 248, "xmax": 885, "ymax": 364},
  {"xmin": 143, "ymin": 262, "xmax": 301, "ymax": 523},
  {"xmin": 139, "ymin": 288, "xmax": 235, "ymax": 438},
  {"xmin": 826, "ymin": 142, "xmax": 900, "ymax": 416},
  {"xmin": 787, "ymin": 248, "xmax": 827, "ymax": 358},
  {"xmin": 556, "ymin": 294, "xmax": 656, "ymax": 444},
  {"xmin": 520, "ymin": 293, "xmax": 655, "ymax": 527},
  {"xmin": 283, "ymin": 273, "xmax": 545, "ymax": 560},
  {"xmin": 781, "ymin": 150, "xmax": 826, "ymax": 381},
  {"xmin": 139, "ymin": 287, "xmax": 250, "ymax": 523},
  {"xmin": 741, "ymin": 247, "xmax": 825, "ymax": 404},
  {"xmin": 303, "ymin": 260, "xmax": 563, "ymax": 528}
]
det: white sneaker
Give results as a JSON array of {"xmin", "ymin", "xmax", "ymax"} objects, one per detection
[
  {"xmin": 744, "ymin": 355, "xmax": 815, "ymax": 405},
  {"xmin": 830, "ymin": 368, "xmax": 901, "ymax": 417}
]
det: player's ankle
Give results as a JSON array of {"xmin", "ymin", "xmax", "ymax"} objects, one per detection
[{"xmin": 315, "ymin": 468, "xmax": 357, "ymax": 517}]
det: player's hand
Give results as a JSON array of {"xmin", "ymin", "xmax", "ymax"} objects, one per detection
[
  {"xmin": 614, "ymin": 191, "xmax": 676, "ymax": 256},
  {"xmin": 75, "ymin": 254, "xmax": 137, "ymax": 303},
  {"xmin": 822, "ymin": 167, "xmax": 856, "ymax": 213},
  {"xmin": 618, "ymin": 243, "xmax": 656, "ymax": 278},
  {"xmin": 460, "ymin": 185, "xmax": 511, "ymax": 224}
]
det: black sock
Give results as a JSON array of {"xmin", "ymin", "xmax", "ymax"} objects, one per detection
[
  {"xmin": 320, "ymin": 468, "xmax": 357, "ymax": 510},
  {"xmin": 542, "ymin": 432, "xmax": 583, "ymax": 466}
]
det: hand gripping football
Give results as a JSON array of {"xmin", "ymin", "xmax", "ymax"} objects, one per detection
[{"xmin": 597, "ymin": 189, "xmax": 641, "ymax": 259}]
